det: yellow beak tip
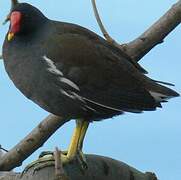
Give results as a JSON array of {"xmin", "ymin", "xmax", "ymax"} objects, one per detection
[{"xmin": 8, "ymin": 33, "xmax": 14, "ymax": 41}]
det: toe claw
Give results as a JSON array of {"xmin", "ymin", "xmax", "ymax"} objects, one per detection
[{"xmin": 77, "ymin": 151, "xmax": 88, "ymax": 171}]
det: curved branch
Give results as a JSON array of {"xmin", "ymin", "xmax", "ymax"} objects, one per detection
[
  {"xmin": 91, "ymin": 0, "xmax": 122, "ymax": 49},
  {"xmin": 0, "ymin": 115, "xmax": 68, "ymax": 171},
  {"xmin": 123, "ymin": 0, "xmax": 181, "ymax": 61},
  {"xmin": 0, "ymin": 155, "xmax": 157, "ymax": 180},
  {"xmin": 91, "ymin": 0, "xmax": 181, "ymax": 61}
]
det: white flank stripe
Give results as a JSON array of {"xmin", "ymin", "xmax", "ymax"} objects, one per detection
[
  {"xmin": 43, "ymin": 55, "xmax": 80, "ymax": 91},
  {"xmin": 43, "ymin": 55, "xmax": 63, "ymax": 76},
  {"xmin": 60, "ymin": 77, "xmax": 80, "ymax": 91},
  {"xmin": 60, "ymin": 90, "xmax": 84, "ymax": 102},
  {"xmin": 60, "ymin": 89, "xmax": 76, "ymax": 100},
  {"xmin": 83, "ymin": 97, "xmax": 123, "ymax": 112},
  {"xmin": 70, "ymin": 92, "xmax": 85, "ymax": 103},
  {"xmin": 84, "ymin": 105, "xmax": 97, "ymax": 112}
]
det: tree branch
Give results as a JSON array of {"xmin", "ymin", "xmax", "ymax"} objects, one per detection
[
  {"xmin": 91, "ymin": 0, "xmax": 122, "ymax": 49},
  {"xmin": 0, "ymin": 155, "xmax": 157, "ymax": 180},
  {"xmin": 123, "ymin": 0, "xmax": 181, "ymax": 61},
  {"xmin": 0, "ymin": 146, "xmax": 8, "ymax": 153},
  {"xmin": 54, "ymin": 148, "xmax": 69, "ymax": 180},
  {"xmin": 91, "ymin": 0, "xmax": 181, "ymax": 61},
  {"xmin": 0, "ymin": 115, "xmax": 68, "ymax": 171}
]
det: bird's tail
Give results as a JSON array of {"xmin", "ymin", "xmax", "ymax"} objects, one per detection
[{"xmin": 147, "ymin": 79, "xmax": 179, "ymax": 103}]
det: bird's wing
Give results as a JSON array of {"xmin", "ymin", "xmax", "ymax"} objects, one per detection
[
  {"xmin": 44, "ymin": 30, "xmax": 159, "ymax": 114},
  {"xmin": 54, "ymin": 21, "xmax": 148, "ymax": 74}
]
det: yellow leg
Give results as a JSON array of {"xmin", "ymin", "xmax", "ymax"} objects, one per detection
[
  {"xmin": 67, "ymin": 119, "xmax": 89, "ymax": 160},
  {"xmin": 78, "ymin": 120, "xmax": 89, "ymax": 150},
  {"xmin": 22, "ymin": 119, "xmax": 89, "ymax": 174}
]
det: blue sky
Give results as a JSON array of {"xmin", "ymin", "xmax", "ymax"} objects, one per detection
[{"xmin": 0, "ymin": 0, "xmax": 180, "ymax": 179}]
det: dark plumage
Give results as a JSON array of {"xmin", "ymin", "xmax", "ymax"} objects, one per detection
[{"xmin": 3, "ymin": 3, "xmax": 179, "ymax": 121}]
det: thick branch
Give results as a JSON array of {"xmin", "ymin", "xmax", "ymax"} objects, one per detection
[
  {"xmin": 0, "ymin": 155, "xmax": 157, "ymax": 180},
  {"xmin": 122, "ymin": 0, "xmax": 181, "ymax": 61},
  {"xmin": 91, "ymin": 0, "xmax": 181, "ymax": 61},
  {"xmin": 0, "ymin": 115, "xmax": 68, "ymax": 171}
]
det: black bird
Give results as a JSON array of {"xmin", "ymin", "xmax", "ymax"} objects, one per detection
[{"xmin": 3, "ymin": 2, "xmax": 179, "ymax": 167}]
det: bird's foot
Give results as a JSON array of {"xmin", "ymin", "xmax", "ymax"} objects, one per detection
[
  {"xmin": 21, "ymin": 153, "xmax": 57, "ymax": 176},
  {"xmin": 76, "ymin": 150, "xmax": 88, "ymax": 170},
  {"xmin": 38, "ymin": 150, "xmax": 68, "ymax": 158},
  {"xmin": 22, "ymin": 150, "xmax": 88, "ymax": 176},
  {"xmin": 39, "ymin": 150, "xmax": 88, "ymax": 170}
]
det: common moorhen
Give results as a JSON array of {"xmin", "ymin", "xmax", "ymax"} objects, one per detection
[{"xmin": 3, "ymin": 2, "xmax": 179, "ymax": 168}]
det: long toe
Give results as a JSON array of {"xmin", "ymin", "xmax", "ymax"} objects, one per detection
[
  {"xmin": 22, "ymin": 150, "xmax": 87, "ymax": 176},
  {"xmin": 62, "ymin": 150, "xmax": 88, "ymax": 171},
  {"xmin": 77, "ymin": 150, "xmax": 88, "ymax": 171},
  {"xmin": 39, "ymin": 151, "xmax": 54, "ymax": 158}
]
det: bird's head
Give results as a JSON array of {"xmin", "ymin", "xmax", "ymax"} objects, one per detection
[{"xmin": 7, "ymin": 3, "xmax": 48, "ymax": 41}]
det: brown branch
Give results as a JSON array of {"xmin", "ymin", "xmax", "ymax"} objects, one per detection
[
  {"xmin": 122, "ymin": 0, "xmax": 181, "ymax": 61},
  {"xmin": 0, "ymin": 115, "xmax": 68, "ymax": 171},
  {"xmin": 91, "ymin": 0, "xmax": 181, "ymax": 62},
  {"xmin": 54, "ymin": 148, "xmax": 69, "ymax": 180},
  {"xmin": 0, "ymin": 155, "xmax": 158, "ymax": 180}
]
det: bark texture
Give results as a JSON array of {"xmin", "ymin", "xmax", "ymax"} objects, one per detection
[
  {"xmin": 123, "ymin": 0, "xmax": 181, "ymax": 61},
  {"xmin": 0, "ymin": 115, "xmax": 68, "ymax": 171},
  {"xmin": 0, "ymin": 155, "xmax": 157, "ymax": 180}
]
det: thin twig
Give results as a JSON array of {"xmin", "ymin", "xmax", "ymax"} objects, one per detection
[
  {"xmin": 91, "ymin": 0, "xmax": 122, "ymax": 49},
  {"xmin": 91, "ymin": 0, "xmax": 181, "ymax": 62},
  {"xmin": 54, "ymin": 147, "xmax": 69, "ymax": 180},
  {"xmin": 0, "ymin": 145, "xmax": 8, "ymax": 153}
]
